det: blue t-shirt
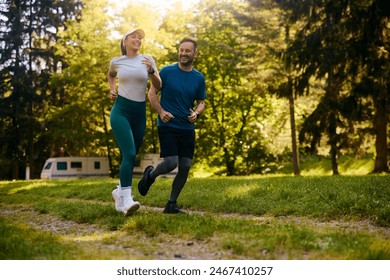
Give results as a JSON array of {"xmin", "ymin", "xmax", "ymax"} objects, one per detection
[{"xmin": 157, "ymin": 63, "xmax": 206, "ymax": 130}]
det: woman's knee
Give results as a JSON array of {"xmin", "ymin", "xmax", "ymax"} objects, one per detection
[{"xmin": 121, "ymin": 151, "xmax": 136, "ymax": 164}]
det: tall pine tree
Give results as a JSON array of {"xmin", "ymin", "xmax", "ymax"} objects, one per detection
[{"xmin": 0, "ymin": 0, "xmax": 82, "ymax": 179}]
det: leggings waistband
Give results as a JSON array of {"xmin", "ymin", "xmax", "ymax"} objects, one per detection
[{"xmin": 114, "ymin": 95, "xmax": 146, "ymax": 113}]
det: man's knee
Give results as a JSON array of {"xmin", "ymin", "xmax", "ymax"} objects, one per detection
[
  {"xmin": 178, "ymin": 157, "xmax": 192, "ymax": 171},
  {"xmin": 164, "ymin": 156, "xmax": 178, "ymax": 171}
]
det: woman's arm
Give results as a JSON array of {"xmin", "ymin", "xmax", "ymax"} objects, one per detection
[
  {"xmin": 143, "ymin": 55, "xmax": 162, "ymax": 91},
  {"xmin": 107, "ymin": 71, "xmax": 118, "ymax": 100},
  {"xmin": 148, "ymin": 71, "xmax": 162, "ymax": 91}
]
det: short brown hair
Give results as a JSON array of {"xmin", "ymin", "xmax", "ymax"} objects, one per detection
[{"xmin": 180, "ymin": 37, "xmax": 198, "ymax": 51}]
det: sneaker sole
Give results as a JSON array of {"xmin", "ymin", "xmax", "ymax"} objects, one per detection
[
  {"xmin": 138, "ymin": 165, "xmax": 154, "ymax": 196},
  {"xmin": 163, "ymin": 209, "xmax": 186, "ymax": 214},
  {"xmin": 163, "ymin": 211, "xmax": 186, "ymax": 214},
  {"xmin": 124, "ymin": 203, "xmax": 140, "ymax": 216}
]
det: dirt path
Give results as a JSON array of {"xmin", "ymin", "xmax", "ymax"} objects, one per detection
[
  {"xmin": 1, "ymin": 204, "xmax": 243, "ymax": 259},
  {"xmin": 1, "ymin": 203, "xmax": 389, "ymax": 259}
]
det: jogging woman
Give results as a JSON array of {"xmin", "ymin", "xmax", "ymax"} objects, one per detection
[{"xmin": 107, "ymin": 28, "xmax": 161, "ymax": 215}]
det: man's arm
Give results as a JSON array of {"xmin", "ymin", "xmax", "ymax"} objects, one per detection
[
  {"xmin": 147, "ymin": 86, "xmax": 174, "ymax": 123},
  {"xmin": 188, "ymin": 100, "xmax": 205, "ymax": 123},
  {"xmin": 195, "ymin": 100, "xmax": 205, "ymax": 116}
]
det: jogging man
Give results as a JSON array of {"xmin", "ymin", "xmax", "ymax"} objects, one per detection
[{"xmin": 138, "ymin": 37, "xmax": 206, "ymax": 214}]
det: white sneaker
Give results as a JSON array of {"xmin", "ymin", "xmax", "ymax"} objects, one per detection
[
  {"xmin": 112, "ymin": 186, "xmax": 123, "ymax": 212},
  {"xmin": 121, "ymin": 187, "xmax": 140, "ymax": 216}
]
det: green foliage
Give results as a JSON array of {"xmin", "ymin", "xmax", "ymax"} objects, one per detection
[
  {"xmin": 50, "ymin": 0, "xmax": 114, "ymax": 158},
  {"xmin": 0, "ymin": 0, "xmax": 82, "ymax": 179},
  {"xmin": 272, "ymin": 0, "xmax": 390, "ymax": 174}
]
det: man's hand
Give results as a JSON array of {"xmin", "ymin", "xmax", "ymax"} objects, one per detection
[
  {"xmin": 160, "ymin": 110, "xmax": 175, "ymax": 123},
  {"xmin": 188, "ymin": 109, "xmax": 198, "ymax": 123}
]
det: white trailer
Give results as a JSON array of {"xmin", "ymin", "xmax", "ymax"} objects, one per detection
[{"xmin": 40, "ymin": 157, "xmax": 110, "ymax": 179}]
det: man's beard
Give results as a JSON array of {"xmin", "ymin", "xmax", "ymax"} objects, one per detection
[{"xmin": 179, "ymin": 55, "xmax": 193, "ymax": 67}]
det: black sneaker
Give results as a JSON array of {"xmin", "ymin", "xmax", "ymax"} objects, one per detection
[
  {"xmin": 138, "ymin": 165, "xmax": 155, "ymax": 196},
  {"xmin": 163, "ymin": 200, "xmax": 185, "ymax": 214}
]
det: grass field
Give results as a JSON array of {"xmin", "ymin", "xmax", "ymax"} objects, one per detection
[{"xmin": 0, "ymin": 175, "xmax": 389, "ymax": 260}]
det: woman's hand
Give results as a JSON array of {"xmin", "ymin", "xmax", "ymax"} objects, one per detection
[
  {"xmin": 110, "ymin": 90, "xmax": 118, "ymax": 100},
  {"xmin": 142, "ymin": 56, "xmax": 154, "ymax": 74}
]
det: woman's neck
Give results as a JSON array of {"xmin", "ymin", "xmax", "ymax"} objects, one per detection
[{"xmin": 126, "ymin": 49, "xmax": 139, "ymax": 57}]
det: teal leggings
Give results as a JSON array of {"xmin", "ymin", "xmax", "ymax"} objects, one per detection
[{"xmin": 110, "ymin": 96, "xmax": 146, "ymax": 187}]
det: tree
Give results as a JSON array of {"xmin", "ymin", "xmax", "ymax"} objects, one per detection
[
  {"xmin": 280, "ymin": 1, "xmax": 366, "ymax": 175},
  {"xmin": 350, "ymin": 0, "xmax": 390, "ymax": 173},
  {"xmin": 246, "ymin": 0, "xmax": 314, "ymax": 175},
  {"xmin": 281, "ymin": 0, "xmax": 389, "ymax": 174},
  {"xmin": 0, "ymin": 0, "xmax": 82, "ymax": 179}
]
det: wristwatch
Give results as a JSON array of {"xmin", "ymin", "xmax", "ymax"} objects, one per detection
[{"xmin": 148, "ymin": 68, "xmax": 155, "ymax": 75}]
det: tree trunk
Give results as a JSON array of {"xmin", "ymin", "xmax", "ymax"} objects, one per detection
[
  {"xmin": 224, "ymin": 147, "xmax": 235, "ymax": 176},
  {"xmin": 12, "ymin": 160, "xmax": 19, "ymax": 179},
  {"xmin": 285, "ymin": 22, "xmax": 300, "ymax": 175},
  {"xmin": 328, "ymin": 110, "xmax": 339, "ymax": 175},
  {"xmin": 289, "ymin": 89, "xmax": 300, "ymax": 175},
  {"xmin": 326, "ymin": 70, "xmax": 339, "ymax": 176},
  {"xmin": 27, "ymin": 1, "xmax": 35, "ymax": 179},
  {"xmin": 372, "ymin": 87, "xmax": 388, "ymax": 173}
]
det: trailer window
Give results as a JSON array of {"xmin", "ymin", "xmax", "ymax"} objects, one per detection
[
  {"xmin": 57, "ymin": 162, "xmax": 67, "ymax": 170},
  {"xmin": 94, "ymin": 161, "xmax": 101, "ymax": 169},
  {"xmin": 44, "ymin": 162, "xmax": 52, "ymax": 170},
  {"xmin": 71, "ymin": 162, "xmax": 82, "ymax": 168}
]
